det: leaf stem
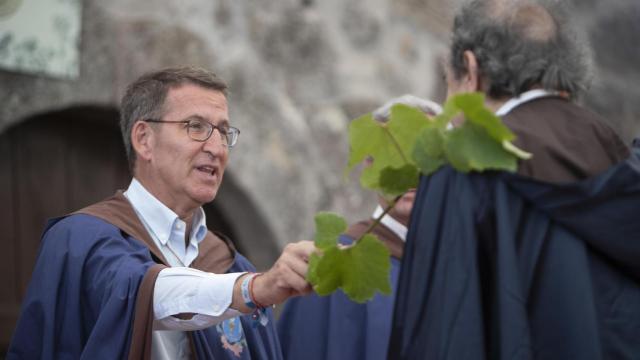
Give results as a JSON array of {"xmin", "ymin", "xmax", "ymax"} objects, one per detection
[
  {"xmin": 382, "ymin": 126, "xmax": 410, "ymax": 164},
  {"xmin": 356, "ymin": 197, "xmax": 398, "ymax": 242}
]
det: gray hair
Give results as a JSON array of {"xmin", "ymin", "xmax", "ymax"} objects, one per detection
[
  {"xmin": 120, "ymin": 66, "xmax": 228, "ymax": 172},
  {"xmin": 449, "ymin": 0, "xmax": 591, "ymax": 100}
]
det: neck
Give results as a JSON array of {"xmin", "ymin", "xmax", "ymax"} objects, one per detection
[
  {"xmin": 133, "ymin": 170, "xmax": 198, "ymax": 221},
  {"xmin": 485, "ymin": 96, "xmax": 509, "ymax": 113}
]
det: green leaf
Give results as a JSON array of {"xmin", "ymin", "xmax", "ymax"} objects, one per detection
[
  {"xmin": 378, "ymin": 165, "xmax": 419, "ymax": 197},
  {"xmin": 347, "ymin": 105, "xmax": 430, "ymax": 192},
  {"xmin": 310, "ymin": 92, "xmax": 533, "ymax": 304},
  {"xmin": 387, "ymin": 105, "xmax": 431, "ymax": 162},
  {"xmin": 308, "ymin": 234, "xmax": 392, "ymax": 303},
  {"xmin": 314, "ymin": 212, "xmax": 348, "ymax": 250},
  {"xmin": 412, "ymin": 125, "xmax": 447, "ymax": 175},
  {"xmin": 306, "ymin": 253, "xmax": 322, "ymax": 286},
  {"xmin": 444, "ymin": 122, "xmax": 518, "ymax": 172},
  {"xmin": 411, "ymin": 92, "xmax": 528, "ymax": 175},
  {"xmin": 452, "ymin": 93, "xmax": 515, "ymax": 143}
]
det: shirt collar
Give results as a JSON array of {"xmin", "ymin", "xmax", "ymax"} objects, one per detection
[
  {"xmin": 123, "ymin": 178, "xmax": 208, "ymax": 246},
  {"xmin": 372, "ymin": 205, "xmax": 408, "ymax": 241},
  {"xmin": 191, "ymin": 207, "xmax": 208, "ymax": 244},
  {"xmin": 495, "ymin": 89, "xmax": 558, "ymax": 117}
]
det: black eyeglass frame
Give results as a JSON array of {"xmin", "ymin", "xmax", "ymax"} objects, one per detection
[{"xmin": 143, "ymin": 118, "xmax": 240, "ymax": 148}]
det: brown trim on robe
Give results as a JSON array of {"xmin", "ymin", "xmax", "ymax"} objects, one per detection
[
  {"xmin": 345, "ymin": 219, "xmax": 404, "ymax": 259},
  {"xmin": 128, "ymin": 264, "xmax": 165, "ymax": 360},
  {"xmin": 74, "ymin": 190, "xmax": 237, "ymax": 273},
  {"xmin": 503, "ymin": 96, "xmax": 630, "ymax": 183},
  {"xmin": 73, "ymin": 191, "xmax": 169, "ymax": 265},
  {"xmin": 73, "ymin": 190, "xmax": 238, "ymax": 360}
]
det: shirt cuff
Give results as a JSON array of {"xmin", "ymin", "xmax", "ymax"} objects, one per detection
[{"xmin": 154, "ymin": 267, "xmax": 245, "ymax": 320}]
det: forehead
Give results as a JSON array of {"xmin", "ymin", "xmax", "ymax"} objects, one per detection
[{"xmin": 164, "ymin": 83, "xmax": 228, "ymax": 119}]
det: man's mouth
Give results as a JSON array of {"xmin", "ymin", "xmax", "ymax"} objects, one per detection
[{"xmin": 196, "ymin": 165, "xmax": 217, "ymax": 176}]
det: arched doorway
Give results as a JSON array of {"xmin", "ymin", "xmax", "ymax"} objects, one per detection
[
  {"xmin": 0, "ymin": 106, "xmax": 133, "ymax": 351},
  {"xmin": 0, "ymin": 106, "xmax": 279, "ymax": 352}
]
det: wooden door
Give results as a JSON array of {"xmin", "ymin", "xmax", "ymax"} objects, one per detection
[{"xmin": 0, "ymin": 106, "xmax": 131, "ymax": 351}]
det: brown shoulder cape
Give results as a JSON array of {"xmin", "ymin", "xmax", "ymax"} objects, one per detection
[
  {"xmin": 345, "ymin": 219, "xmax": 404, "ymax": 259},
  {"xmin": 503, "ymin": 96, "xmax": 630, "ymax": 183},
  {"xmin": 74, "ymin": 191, "xmax": 236, "ymax": 360}
]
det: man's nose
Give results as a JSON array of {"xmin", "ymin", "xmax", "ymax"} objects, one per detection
[{"xmin": 203, "ymin": 128, "xmax": 228, "ymax": 153}]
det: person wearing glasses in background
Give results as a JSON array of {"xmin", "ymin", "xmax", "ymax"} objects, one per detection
[
  {"xmin": 277, "ymin": 95, "xmax": 442, "ymax": 360},
  {"xmin": 9, "ymin": 67, "xmax": 316, "ymax": 360}
]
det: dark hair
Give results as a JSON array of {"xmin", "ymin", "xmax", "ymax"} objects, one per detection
[
  {"xmin": 449, "ymin": 0, "xmax": 591, "ymax": 100},
  {"xmin": 120, "ymin": 66, "xmax": 228, "ymax": 171}
]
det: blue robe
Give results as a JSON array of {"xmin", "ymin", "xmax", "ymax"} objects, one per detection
[
  {"xmin": 278, "ymin": 228, "xmax": 402, "ymax": 360},
  {"xmin": 388, "ymin": 152, "xmax": 640, "ymax": 359},
  {"xmin": 8, "ymin": 195, "xmax": 282, "ymax": 359}
]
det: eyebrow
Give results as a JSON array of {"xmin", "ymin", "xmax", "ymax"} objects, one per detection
[{"xmin": 184, "ymin": 115, "xmax": 230, "ymax": 127}]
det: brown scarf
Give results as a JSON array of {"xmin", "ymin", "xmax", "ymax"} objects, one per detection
[{"xmin": 74, "ymin": 191, "xmax": 236, "ymax": 359}]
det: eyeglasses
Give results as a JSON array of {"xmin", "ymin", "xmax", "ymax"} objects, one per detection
[{"xmin": 143, "ymin": 118, "xmax": 240, "ymax": 148}]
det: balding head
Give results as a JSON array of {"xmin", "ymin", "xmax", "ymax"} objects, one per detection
[
  {"xmin": 449, "ymin": 0, "xmax": 590, "ymax": 100},
  {"xmin": 509, "ymin": 3, "xmax": 558, "ymax": 42}
]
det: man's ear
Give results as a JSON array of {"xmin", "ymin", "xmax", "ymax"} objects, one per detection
[
  {"xmin": 462, "ymin": 50, "xmax": 482, "ymax": 92},
  {"xmin": 131, "ymin": 121, "xmax": 154, "ymax": 162}
]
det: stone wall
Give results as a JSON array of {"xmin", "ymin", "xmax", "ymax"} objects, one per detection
[
  {"xmin": 574, "ymin": 0, "xmax": 640, "ymax": 143},
  {"xmin": 0, "ymin": 0, "xmax": 450, "ymax": 254},
  {"xmin": 1, "ymin": 0, "xmax": 638, "ymax": 256}
]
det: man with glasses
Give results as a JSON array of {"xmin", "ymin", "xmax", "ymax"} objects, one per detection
[{"xmin": 9, "ymin": 67, "xmax": 315, "ymax": 359}]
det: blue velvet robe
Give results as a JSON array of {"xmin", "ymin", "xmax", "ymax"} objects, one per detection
[
  {"xmin": 388, "ymin": 152, "xmax": 640, "ymax": 359},
  {"xmin": 8, "ymin": 209, "xmax": 282, "ymax": 359}
]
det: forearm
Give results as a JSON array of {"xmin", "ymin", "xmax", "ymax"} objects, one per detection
[{"xmin": 153, "ymin": 267, "xmax": 246, "ymax": 330}]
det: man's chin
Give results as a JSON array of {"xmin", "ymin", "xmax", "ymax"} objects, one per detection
[{"xmin": 192, "ymin": 190, "xmax": 218, "ymax": 206}]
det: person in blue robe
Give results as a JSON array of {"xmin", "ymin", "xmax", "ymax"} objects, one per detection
[
  {"xmin": 390, "ymin": 155, "xmax": 640, "ymax": 359},
  {"xmin": 277, "ymin": 96, "xmax": 442, "ymax": 360},
  {"xmin": 8, "ymin": 67, "xmax": 316, "ymax": 359},
  {"xmin": 389, "ymin": 1, "xmax": 638, "ymax": 359}
]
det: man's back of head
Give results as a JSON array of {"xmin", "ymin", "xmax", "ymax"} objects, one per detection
[{"xmin": 449, "ymin": 0, "xmax": 591, "ymax": 100}]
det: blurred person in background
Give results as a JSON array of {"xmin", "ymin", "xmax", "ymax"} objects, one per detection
[{"xmin": 277, "ymin": 95, "xmax": 442, "ymax": 360}]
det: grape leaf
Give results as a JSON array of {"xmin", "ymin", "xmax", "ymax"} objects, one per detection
[
  {"xmin": 412, "ymin": 126, "xmax": 446, "ymax": 175},
  {"xmin": 314, "ymin": 212, "xmax": 347, "ymax": 250},
  {"xmin": 309, "ymin": 92, "xmax": 532, "ymax": 304},
  {"xmin": 379, "ymin": 164, "xmax": 419, "ymax": 197},
  {"xmin": 450, "ymin": 93, "xmax": 515, "ymax": 142},
  {"xmin": 308, "ymin": 234, "xmax": 392, "ymax": 303},
  {"xmin": 347, "ymin": 104, "xmax": 430, "ymax": 193},
  {"xmin": 413, "ymin": 92, "xmax": 531, "ymax": 175},
  {"xmin": 444, "ymin": 122, "xmax": 518, "ymax": 172}
]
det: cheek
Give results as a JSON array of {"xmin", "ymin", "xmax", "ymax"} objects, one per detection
[
  {"xmin": 159, "ymin": 145, "xmax": 195, "ymax": 180},
  {"xmin": 446, "ymin": 80, "xmax": 461, "ymax": 99},
  {"xmin": 219, "ymin": 151, "xmax": 230, "ymax": 171}
]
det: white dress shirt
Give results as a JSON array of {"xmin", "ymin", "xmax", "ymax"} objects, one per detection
[
  {"xmin": 124, "ymin": 178, "xmax": 244, "ymax": 360},
  {"xmin": 371, "ymin": 205, "xmax": 408, "ymax": 241}
]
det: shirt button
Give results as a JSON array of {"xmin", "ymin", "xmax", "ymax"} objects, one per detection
[{"xmin": 176, "ymin": 222, "xmax": 184, "ymax": 229}]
